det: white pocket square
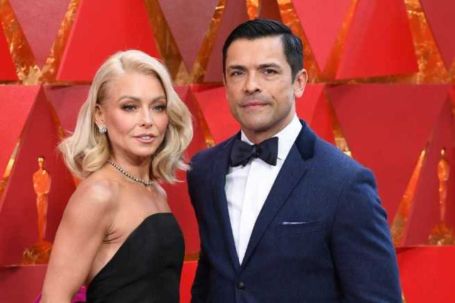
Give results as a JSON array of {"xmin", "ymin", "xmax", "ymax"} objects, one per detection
[{"xmin": 281, "ymin": 221, "xmax": 308, "ymax": 225}]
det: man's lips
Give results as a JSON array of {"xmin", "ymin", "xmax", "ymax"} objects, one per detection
[{"xmin": 240, "ymin": 100, "xmax": 268, "ymax": 108}]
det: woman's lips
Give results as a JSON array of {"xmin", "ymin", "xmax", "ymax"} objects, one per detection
[{"xmin": 134, "ymin": 135, "xmax": 156, "ymax": 143}]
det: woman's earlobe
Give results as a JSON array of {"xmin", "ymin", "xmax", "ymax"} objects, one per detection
[{"xmin": 94, "ymin": 105, "xmax": 104, "ymax": 123}]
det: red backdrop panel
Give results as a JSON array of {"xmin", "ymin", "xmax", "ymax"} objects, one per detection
[
  {"xmin": 204, "ymin": 0, "xmax": 249, "ymax": 82},
  {"xmin": 296, "ymin": 84, "xmax": 335, "ymax": 143},
  {"xmin": 180, "ymin": 261, "xmax": 197, "ymax": 303},
  {"xmin": 178, "ymin": 87, "xmax": 210, "ymax": 158},
  {"xmin": 327, "ymin": 84, "xmax": 449, "ymax": 221},
  {"xmin": 158, "ymin": 0, "xmax": 218, "ymax": 71},
  {"xmin": 162, "ymin": 171, "xmax": 200, "ymax": 255},
  {"xmin": 0, "ymin": 86, "xmax": 38, "ymax": 187},
  {"xmin": 163, "ymin": 86, "xmax": 208, "ymax": 254},
  {"xmin": 192, "ymin": 85, "xmax": 238, "ymax": 143},
  {"xmin": 292, "ymin": 0, "xmax": 351, "ymax": 72},
  {"xmin": 337, "ymin": 0, "xmax": 417, "ymax": 79},
  {"xmin": 404, "ymin": 99, "xmax": 455, "ymax": 245},
  {"xmin": 0, "ymin": 29, "xmax": 17, "ymax": 81},
  {"xmin": 397, "ymin": 246, "xmax": 455, "ymax": 302},
  {"xmin": 258, "ymin": 0, "xmax": 281, "ymax": 20},
  {"xmin": 0, "ymin": 265, "xmax": 46, "ymax": 302},
  {"xmin": 420, "ymin": 0, "xmax": 455, "ymax": 69},
  {"xmin": 57, "ymin": 0, "xmax": 159, "ymax": 81},
  {"xmin": 447, "ymin": 151, "xmax": 455, "ymax": 232},
  {"xmin": 0, "ymin": 88, "xmax": 75, "ymax": 265},
  {"xmin": 8, "ymin": 0, "xmax": 71, "ymax": 67},
  {"xmin": 450, "ymin": 86, "xmax": 455, "ymax": 107},
  {"xmin": 44, "ymin": 85, "xmax": 90, "ymax": 132}
]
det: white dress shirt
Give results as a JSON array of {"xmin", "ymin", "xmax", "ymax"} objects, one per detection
[{"xmin": 225, "ymin": 116, "xmax": 302, "ymax": 264}]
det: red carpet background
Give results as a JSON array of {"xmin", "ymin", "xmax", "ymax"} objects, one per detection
[{"xmin": 0, "ymin": 0, "xmax": 454, "ymax": 301}]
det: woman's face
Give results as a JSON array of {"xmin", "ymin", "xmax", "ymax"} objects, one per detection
[{"xmin": 96, "ymin": 71, "xmax": 169, "ymax": 164}]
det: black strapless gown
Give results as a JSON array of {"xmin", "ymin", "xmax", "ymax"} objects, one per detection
[{"xmin": 86, "ymin": 213, "xmax": 184, "ymax": 303}]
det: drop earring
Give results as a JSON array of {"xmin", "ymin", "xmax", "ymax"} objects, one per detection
[{"xmin": 98, "ymin": 124, "xmax": 107, "ymax": 134}]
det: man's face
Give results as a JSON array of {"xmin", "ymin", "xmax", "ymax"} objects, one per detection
[{"xmin": 224, "ymin": 36, "xmax": 307, "ymax": 143}]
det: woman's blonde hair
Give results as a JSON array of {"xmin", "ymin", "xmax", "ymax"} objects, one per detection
[{"xmin": 59, "ymin": 50, "xmax": 193, "ymax": 183}]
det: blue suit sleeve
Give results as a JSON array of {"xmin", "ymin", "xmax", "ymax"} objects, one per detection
[
  {"xmin": 331, "ymin": 168, "xmax": 402, "ymax": 302},
  {"xmin": 191, "ymin": 247, "xmax": 210, "ymax": 303},
  {"xmin": 187, "ymin": 160, "xmax": 210, "ymax": 303}
]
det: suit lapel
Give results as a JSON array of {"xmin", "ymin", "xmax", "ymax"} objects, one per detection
[
  {"xmin": 241, "ymin": 122, "xmax": 316, "ymax": 267},
  {"xmin": 210, "ymin": 136, "xmax": 241, "ymax": 270}
]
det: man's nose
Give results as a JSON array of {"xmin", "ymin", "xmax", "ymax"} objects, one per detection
[{"xmin": 243, "ymin": 73, "xmax": 261, "ymax": 95}]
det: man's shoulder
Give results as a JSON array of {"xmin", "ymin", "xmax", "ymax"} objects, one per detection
[
  {"xmin": 294, "ymin": 122, "xmax": 366, "ymax": 177},
  {"xmin": 307, "ymin": 136, "xmax": 378, "ymax": 199},
  {"xmin": 312, "ymin": 136, "xmax": 369, "ymax": 178}
]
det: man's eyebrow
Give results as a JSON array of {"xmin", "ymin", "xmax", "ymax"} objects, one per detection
[
  {"xmin": 227, "ymin": 63, "xmax": 282, "ymax": 70},
  {"xmin": 227, "ymin": 65, "xmax": 246, "ymax": 70},
  {"xmin": 258, "ymin": 63, "xmax": 281, "ymax": 69}
]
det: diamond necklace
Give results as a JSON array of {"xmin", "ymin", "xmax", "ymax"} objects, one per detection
[{"xmin": 107, "ymin": 160, "xmax": 154, "ymax": 187}]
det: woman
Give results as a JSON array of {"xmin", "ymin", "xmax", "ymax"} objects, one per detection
[{"xmin": 40, "ymin": 50, "xmax": 193, "ymax": 302}]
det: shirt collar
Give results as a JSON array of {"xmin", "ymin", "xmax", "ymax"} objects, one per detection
[{"xmin": 241, "ymin": 115, "xmax": 302, "ymax": 161}]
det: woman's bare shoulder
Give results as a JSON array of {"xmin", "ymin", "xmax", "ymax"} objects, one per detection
[{"xmin": 65, "ymin": 170, "xmax": 122, "ymax": 219}]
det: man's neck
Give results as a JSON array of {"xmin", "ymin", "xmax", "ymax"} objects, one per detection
[{"xmin": 241, "ymin": 115, "xmax": 298, "ymax": 144}]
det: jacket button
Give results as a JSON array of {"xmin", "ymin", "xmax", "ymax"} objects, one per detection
[{"xmin": 237, "ymin": 281, "xmax": 245, "ymax": 290}]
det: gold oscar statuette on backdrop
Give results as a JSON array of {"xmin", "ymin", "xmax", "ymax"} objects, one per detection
[
  {"xmin": 428, "ymin": 148, "xmax": 454, "ymax": 245},
  {"xmin": 22, "ymin": 156, "xmax": 53, "ymax": 264}
]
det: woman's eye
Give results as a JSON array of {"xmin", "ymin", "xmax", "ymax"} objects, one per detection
[
  {"xmin": 121, "ymin": 104, "xmax": 136, "ymax": 112},
  {"xmin": 153, "ymin": 104, "xmax": 167, "ymax": 112}
]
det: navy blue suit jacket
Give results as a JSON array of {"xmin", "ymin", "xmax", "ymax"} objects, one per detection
[{"xmin": 188, "ymin": 122, "xmax": 402, "ymax": 302}]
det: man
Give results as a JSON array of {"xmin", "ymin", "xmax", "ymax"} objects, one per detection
[{"xmin": 188, "ymin": 19, "xmax": 402, "ymax": 302}]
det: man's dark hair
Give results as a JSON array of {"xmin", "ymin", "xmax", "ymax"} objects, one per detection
[{"xmin": 222, "ymin": 19, "xmax": 303, "ymax": 79}]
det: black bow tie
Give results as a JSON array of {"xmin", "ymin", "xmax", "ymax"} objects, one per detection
[{"xmin": 230, "ymin": 137, "xmax": 279, "ymax": 167}]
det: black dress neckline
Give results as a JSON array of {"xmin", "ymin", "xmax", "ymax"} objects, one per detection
[
  {"xmin": 86, "ymin": 211, "xmax": 184, "ymax": 302},
  {"xmin": 89, "ymin": 212, "xmax": 173, "ymax": 285}
]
